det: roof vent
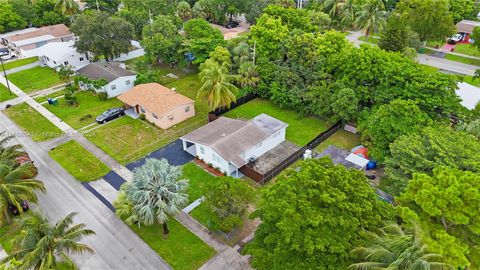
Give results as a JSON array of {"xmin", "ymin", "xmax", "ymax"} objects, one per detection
[
  {"xmin": 171, "ymin": 87, "xmax": 176, "ymax": 92},
  {"xmin": 221, "ymin": 133, "xmax": 226, "ymax": 137}
]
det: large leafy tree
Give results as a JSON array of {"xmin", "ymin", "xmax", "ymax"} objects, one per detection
[
  {"xmin": 354, "ymin": 0, "xmax": 387, "ymax": 38},
  {"xmin": 350, "ymin": 222, "xmax": 452, "ymax": 270},
  {"xmin": 250, "ymin": 14, "xmax": 289, "ymax": 60},
  {"xmin": 204, "ymin": 177, "xmax": 254, "ymax": 232},
  {"xmin": 142, "ymin": 15, "xmax": 182, "ymax": 65},
  {"xmin": 245, "ymin": 158, "xmax": 393, "ymax": 269},
  {"xmin": 122, "ymin": 158, "xmax": 188, "ymax": 235},
  {"xmin": 358, "ymin": 99, "xmax": 432, "ymax": 162},
  {"xmin": 182, "ymin": 18, "xmax": 225, "ymax": 64},
  {"xmin": 0, "ymin": 3, "xmax": 27, "ymax": 33},
  {"xmin": 197, "ymin": 59, "xmax": 239, "ymax": 110},
  {"xmin": 379, "ymin": 14, "xmax": 411, "ymax": 52},
  {"xmin": 4, "ymin": 212, "xmax": 95, "ymax": 270},
  {"xmin": 176, "ymin": 1, "xmax": 192, "ymax": 22},
  {"xmin": 384, "ymin": 127, "xmax": 480, "ymax": 193},
  {"xmin": 84, "ymin": 0, "xmax": 120, "ymax": 14},
  {"xmin": 0, "ymin": 162, "xmax": 44, "ymax": 225},
  {"xmin": 32, "ymin": 0, "xmax": 68, "ymax": 26},
  {"xmin": 116, "ymin": 8, "xmax": 150, "ymax": 39},
  {"xmin": 400, "ymin": 167, "xmax": 480, "ymax": 235},
  {"xmin": 208, "ymin": 46, "xmax": 232, "ymax": 69},
  {"xmin": 449, "ymin": 0, "xmax": 475, "ymax": 23},
  {"xmin": 396, "ymin": 0, "xmax": 455, "ymax": 42},
  {"xmin": 71, "ymin": 11, "xmax": 134, "ymax": 60}
]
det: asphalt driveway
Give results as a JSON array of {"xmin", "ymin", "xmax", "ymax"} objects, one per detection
[{"xmin": 126, "ymin": 139, "xmax": 194, "ymax": 170}]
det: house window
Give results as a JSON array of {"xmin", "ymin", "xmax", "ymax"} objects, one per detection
[
  {"xmin": 200, "ymin": 147, "xmax": 205, "ymax": 155},
  {"xmin": 63, "ymin": 61, "xmax": 69, "ymax": 65},
  {"xmin": 53, "ymin": 60, "xmax": 56, "ymax": 64},
  {"xmin": 140, "ymin": 107, "xmax": 145, "ymax": 113},
  {"xmin": 79, "ymin": 57, "xmax": 84, "ymax": 61},
  {"xmin": 111, "ymin": 84, "xmax": 116, "ymax": 90},
  {"xmin": 212, "ymin": 153, "xmax": 221, "ymax": 164},
  {"xmin": 185, "ymin": 106, "xmax": 190, "ymax": 113},
  {"xmin": 152, "ymin": 113, "xmax": 158, "ymax": 119},
  {"xmin": 126, "ymin": 80, "xmax": 131, "ymax": 85}
]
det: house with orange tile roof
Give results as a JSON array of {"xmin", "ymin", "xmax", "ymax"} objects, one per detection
[{"xmin": 118, "ymin": 83, "xmax": 195, "ymax": 129}]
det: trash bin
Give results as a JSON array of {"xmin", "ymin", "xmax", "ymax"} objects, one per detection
[
  {"xmin": 418, "ymin": 48, "xmax": 425, "ymax": 54},
  {"xmin": 47, "ymin": 98, "xmax": 53, "ymax": 105}
]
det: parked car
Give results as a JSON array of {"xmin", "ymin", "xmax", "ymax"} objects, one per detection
[
  {"xmin": 225, "ymin": 20, "xmax": 239, "ymax": 29},
  {"xmin": 8, "ymin": 200, "xmax": 29, "ymax": 215},
  {"xmin": 447, "ymin": 33, "xmax": 464, "ymax": 44},
  {"xmin": 96, "ymin": 107, "xmax": 124, "ymax": 124},
  {"xmin": 0, "ymin": 47, "xmax": 9, "ymax": 57}
]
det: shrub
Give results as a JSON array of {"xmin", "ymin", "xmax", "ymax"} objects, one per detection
[{"xmin": 97, "ymin": 91, "xmax": 108, "ymax": 101}]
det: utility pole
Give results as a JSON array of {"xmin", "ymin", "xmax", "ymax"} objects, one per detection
[
  {"xmin": 148, "ymin": 10, "xmax": 153, "ymax": 24},
  {"xmin": 0, "ymin": 57, "xmax": 12, "ymax": 96},
  {"xmin": 96, "ymin": 0, "xmax": 99, "ymax": 10}
]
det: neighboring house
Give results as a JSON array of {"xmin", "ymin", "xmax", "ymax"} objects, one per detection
[
  {"xmin": 456, "ymin": 20, "xmax": 480, "ymax": 34},
  {"xmin": 37, "ymin": 41, "xmax": 89, "ymax": 70},
  {"xmin": 181, "ymin": 114, "xmax": 288, "ymax": 176},
  {"xmin": 77, "ymin": 62, "xmax": 136, "ymax": 98},
  {"xmin": 1, "ymin": 24, "xmax": 74, "ymax": 57},
  {"xmin": 118, "ymin": 83, "xmax": 195, "ymax": 129}
]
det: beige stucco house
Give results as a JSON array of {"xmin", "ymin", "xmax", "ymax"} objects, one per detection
[{"xmin": 118, "ymin": 83, "xmax": 195, "ymax": 129}]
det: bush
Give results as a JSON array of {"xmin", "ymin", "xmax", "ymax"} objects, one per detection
[
  {"xmin": 97, "ymin": 91, "xmax": 108, "ymax": 101},
  {"xmin": 64, "ymin": 85, "xmax": 78, "ymax": 106},
  {"xmin": 205, "ymin": 177, "xmax": 254, "ymax": 232},
  {"xmin": 79, "ymin": 114, "xmax": 92, "ymax": 121}
]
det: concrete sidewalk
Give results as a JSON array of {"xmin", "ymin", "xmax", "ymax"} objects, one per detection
[{"xmin": 4, "ymin": 61, "xmax": 40, "ymax": 75}]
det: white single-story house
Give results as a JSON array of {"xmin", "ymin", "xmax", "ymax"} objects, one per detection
[
  {"xmin": 1, "ymin": 24, "xmax": 74, "ymax": 57},
  {"xmin": 181, "ymin": 114, "xmax": 288, "ymax": 176},
  {"xmin": 456, "ymin": 82, "xmax": 480, "ymax": 110},
  {"xmin": 77, "ymin": 62, "xmax": 136, "ymax": 98},
  {"xmin": 37, "ymin": 41, "xmax": 89, "ymax": 70}
]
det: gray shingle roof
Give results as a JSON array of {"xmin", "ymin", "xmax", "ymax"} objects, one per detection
[
  {"xmin": 181, "ymin": 114, "xmax": 288, "ymax": 167},
  {"xmin": 77, "ymin": 62, "xmax": 135, "ymax": 83}
]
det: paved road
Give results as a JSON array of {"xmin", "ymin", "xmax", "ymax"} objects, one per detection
[
  {"xmin": 0, "ymin": 112, "xmax": 172, "ymax": 270},
  {"xmin": 346, "ymin": 31, "xmax": 478, "ymax": 76}
]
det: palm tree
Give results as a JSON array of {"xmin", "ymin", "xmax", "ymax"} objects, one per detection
[
  {"xmin": 124, "ymin": 158, "xmax": 188, "ymax": 235},
  {"xmin": 4, "ymin": 212, "xmax": 95, "ymax": 270},
  {"xmin": 55, "ymin": 0, "xmax": 79, "ymax": 16},
  {"xmin": 197, "ymin": 59, "xmax": 239, "ymax": 111},
  {"xmin": 0, "ymin": 132, "xmax": 24, "ymax": 166},
  {"xmin": 354, "ymin": 0, "xmax": 387, "ymax": 39},
  {"xmin": 349, "ymin": 223, "xmax": 453, "ymax": 270},
  {"xmin": 339, "ymin": 0, "xmax": 355, "ymax": 29},
  {"xmin": 238, "ymin": 62, "xmax": 259, "ymax": 88},
  {"xmin": 323, "ymin": 0, "xmax": 344, "ymax": 18},
  {"xmin": 0, "ymin": 162, "xmax": 45, "ymax": 224},
  {"xmin": 232, "ymin": 42, "xmax": 251, "ymax": 69}
]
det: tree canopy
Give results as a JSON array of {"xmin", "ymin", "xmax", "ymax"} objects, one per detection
[
  {"xmin": 142, "ymin": 15, "xmax": 182, "ymax": 65},
  {"xmin": 245, "ymin": 158, "xmax": 393, "ymax": 269},
  {"xmin": 358, "ymin": 99, "xmax": 432, "ymax": 162},
  {"xmin": 71, "ymin": 11, "xmax": 134, "ymax": 60},
  {"xmin": 182, "ymin": 19, "xmax": 225, "ymax": 64}
]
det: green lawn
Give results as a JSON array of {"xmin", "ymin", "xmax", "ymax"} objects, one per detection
[
  {"xmin": 8, "ymin": 66, "xmax": 62, "ymax": 93},
  {"xmin": 445, "ymin": 53, "xmax": 480, "ymax": 66},
  {"xmin": 129, "ymin": 219, "xmax": 215, "ymax": 270},
  {"xmin": 224, "ymin": 98, "xmax": 329, "ymax": 146},
  {"xmin": 420, "ymin": 64, "xmax": 440, "ymax": 73},
  {"xmin": 45, "ymin": 91, "xmax": 123, "ymax": 129},
  {"xmin": 182, "ymin": 163, "xmax": 218, "ymax": 203},
  {"xmin": 461, "ymin": 75, "xmax": 480, "ymax": 87},
  {"xmin": 2, "ymin": 57, "xmax": 38, "ymax": 71},
  {"xmin": 0, "ymin": 83, "xmax": 16, "ymax": 102},
  {"xmin": 4, "ymin": 103, "xmax": 62, "ymax": 141},
  {"xmin": 34, "ymin": 91, "xmax": 64, "ymax": 103},
  {"xmin": 49, "ymin": 140, "xmax": 110, "ymax": 181},
  {"xmin": 88, "ymin": 74, "xmax": 208, "ymax": 164},
  {"xmin": 358, "ymin": 36, "xmax": 380, "ymax": 44},
  {"xmin": 315, "ymin": 130, "xmax": 362, "ymax": 152},
  {"xmin": 454, "ymin": 43, "xmax": 480, "ymax": 58}
]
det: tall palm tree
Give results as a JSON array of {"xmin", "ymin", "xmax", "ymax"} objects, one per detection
[
  {"xmin": 323, "ymin": 0, "xmax": 344, "ymax": 18},
  {"xmin": 339, "ymin": 0, "xmax": 355, "ymax": 29},
  {"xmin": 197, "ymin": 59, "xmax": 239, "ymax": 111},
  {"xmin": 232, "ymin": 42, "xmax": 251, "ymax": 69},
  {"xmin": 124, "ymin": 158, "xmax": 188, "ymax": 235},
  {"xmin": 55, "ymin": 0, "xmax": 79, "ymax": 16},
  {"xmin": 4, "ymin": 212, "xmax": 95, "ymax": 270},
  {"xmin": 354, "ymin": 0, "xmax": 387, "ymax": 39},
  {"xmin": 349, "ymin": 223, "xmax": 453, "ymax": 270},
  {"xmin": 0, "ymin": 162, "xmax": 44, "ymax": 224}
]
